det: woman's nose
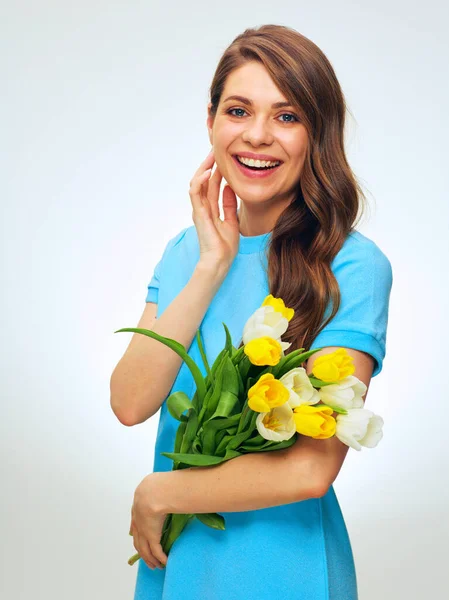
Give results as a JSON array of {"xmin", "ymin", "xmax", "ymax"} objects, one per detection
[{"xmin": 242, "ymin": 117, "xmax": 274, "ymax": 146}]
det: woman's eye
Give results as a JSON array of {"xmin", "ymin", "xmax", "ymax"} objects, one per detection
[
  {"xmin": 227, "ymin": 108, "xmax": 299, "ymax": 123},
  {"xmin": 228, "ymin": 108, "xmax": 246, "ymax": 117},
  {"xmin": 279, "ymin": 113, "xmax": 299, "ymax": 123}
]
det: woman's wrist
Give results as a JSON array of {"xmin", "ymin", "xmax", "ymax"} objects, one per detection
[{"xmin": 194, "ymin": 259, "xmax": 231, "ymax": 285}]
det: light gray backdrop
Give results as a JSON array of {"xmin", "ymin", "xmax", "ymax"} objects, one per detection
[{"xmin": 2, "ymin": 1, "xmax": 448, "ymax": 599}]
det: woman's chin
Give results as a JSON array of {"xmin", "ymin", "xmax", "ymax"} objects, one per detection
[{"xmin": 232, "ymin": 185, "xmax": 276, "ymax": 204}]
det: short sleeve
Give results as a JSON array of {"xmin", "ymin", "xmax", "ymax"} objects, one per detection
[
  {"xmin": 146, "ymin": 255, "xmax": 163, "ymax": 303},
  {"xmin": 310, "ymin": 238, "xmax": 393, "ymax": 377},
  {"xmin": 145, "ymin": 226, "xmax": 190, "ymax": 304}
]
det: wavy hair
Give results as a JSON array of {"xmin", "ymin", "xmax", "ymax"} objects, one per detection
[{"xmin": 208, "ymin": 24, "xmax": 368, "ymax": 353}]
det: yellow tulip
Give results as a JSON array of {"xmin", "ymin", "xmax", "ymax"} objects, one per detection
[
  {"xmin": 261, "ymin": 294, "xmax": 295, "ymax": 322},
  {"xmin": 244, "ymin": 336, "xmax": 282, "ymax": 366},
  {"xmin": 292, "ymin": 404, "xmax": 336, "ymax": 439},
  {"xmin": 311, "ymin": 348, "xmax": 355, "ymax": 382},
  {"xmin": 248, "ymin": 373, "xmax": 290, "ymax": 413}
]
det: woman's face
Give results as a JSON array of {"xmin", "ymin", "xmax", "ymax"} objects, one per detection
[{"xmin": 207, "ymin": 61, "xmax": 309, "ymax": 208}]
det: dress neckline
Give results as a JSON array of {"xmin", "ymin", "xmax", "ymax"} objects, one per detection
[{"xmin": 238, "ymin": 230, "xmax": 272, "ymax": 255}]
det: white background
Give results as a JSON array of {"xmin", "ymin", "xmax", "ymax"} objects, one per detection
[{"xmin": 2, "ymin": 1, "xmax": 448, "ymax": 599}]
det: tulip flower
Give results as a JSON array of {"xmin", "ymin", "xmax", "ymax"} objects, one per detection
[
  {"xmin": 279, "ymin": 366, "xmax": 321, "ymax": 409},
  {"xmin": 311, "ymin": 348, "xmax": 355, "ymax": 382},
  {"xmin": 242, "ymin": 295, "xmax": 293, "ymax": 354},
  {"xmin": 256, "ymin": 402, "xmax": 296, "ymax": 441},
  {"xmin": 292, "ymin": 404, "xmax": 336, "ymax": 439},
  {"xmin": 247, "ymin": 373, "xmax": 290, "ymax": 413},
  {"xmin": 318, "ymin": 375, "xmax": 368, "ymax": 411},
  {"xmin": 335, "ymin": 409, "xmax": 384, "ymax": 450},
  {"xmin": 244, "ymin": 336, "xmax": 283, "ymax": 366}
]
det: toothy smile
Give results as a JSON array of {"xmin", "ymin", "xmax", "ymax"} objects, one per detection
[{"xmin": 235, "ymin": 155, "xmax": 281, "ymax": 169}]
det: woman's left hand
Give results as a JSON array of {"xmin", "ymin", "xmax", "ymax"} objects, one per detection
[{"xmin": 130, "ymin": 474, "xmax": 169, "ymax": 570}]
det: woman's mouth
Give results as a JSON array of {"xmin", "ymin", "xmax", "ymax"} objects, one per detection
[{"xmin": 232, "ymin": 155, "xmax": 283, "ymax": 179}]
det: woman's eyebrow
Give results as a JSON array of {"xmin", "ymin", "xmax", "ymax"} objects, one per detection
[{"xmin": 223, "ymin": 95, "xmax": 293, "ymax": 109}]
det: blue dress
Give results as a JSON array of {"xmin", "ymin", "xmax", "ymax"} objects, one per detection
[{"xmin": 133, "ymin": 226, "xmax": 393, "ymax": 600}]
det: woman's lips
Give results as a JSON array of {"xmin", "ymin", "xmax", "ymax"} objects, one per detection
[{"xmin": 232, "ymin": 155, "xmax": 282, "ymax": 179}]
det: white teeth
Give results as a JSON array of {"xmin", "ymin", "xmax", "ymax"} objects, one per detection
[{"xmin": 236, "ymin": 156, "xmax": 281, "ymax": 168}]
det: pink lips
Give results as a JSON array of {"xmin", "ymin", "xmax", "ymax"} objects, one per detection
[{"xmin": 232, "ymin": 155, "xmax": 282, "ymax": 179}]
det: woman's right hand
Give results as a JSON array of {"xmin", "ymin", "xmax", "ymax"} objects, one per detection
[{"xmin": 189, "ymin": 148, "xmax": 240, "ymax": 270}]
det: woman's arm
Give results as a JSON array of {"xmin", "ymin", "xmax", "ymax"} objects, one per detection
[
  {"xmin": 288, "ymin": 346, "xmax": 374, "ymax": 490},
  {"xmin": 110, "ymin": 262, "xmax": 229, "ymax": 426},
  {"xmin": 146, "ymin": 347, "xmax": 373, "ymax": 516},
  {"xmin": 147, "ymin": 440, "xmax": 319, "ymax": 516}
]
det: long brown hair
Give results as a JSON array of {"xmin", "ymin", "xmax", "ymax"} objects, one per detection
[{"xmin": 208, "ymin": 24, "xmax": 368, "ymax": 353}]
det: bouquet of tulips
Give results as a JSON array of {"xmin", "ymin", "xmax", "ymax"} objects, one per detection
[{"xmin": 116, "ymin": 295, "xmax": 384, "ymax": 566}]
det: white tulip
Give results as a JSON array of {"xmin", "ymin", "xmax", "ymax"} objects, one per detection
[
  {"xmin": 279, "ymin": 367, "xmax": 321, "ymax": 409},
  {"xmin": 256, "ymin": 402, "xmax": 297, "ymax": 442},
  {"xmin": 335, "ymin": 409, "xmax": 384, "ymax": 451},
  {"xmin": 318, "ymin": 375, "xmax": 367, "ymax": 411},
  {"xmin": 242, "ymin": 305, "xmax": 292, "ymax": 353}
]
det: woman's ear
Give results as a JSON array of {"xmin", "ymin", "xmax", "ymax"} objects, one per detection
[{"xmin": 206, "ymin": 102, "xmax": 214, "ymax": 145}]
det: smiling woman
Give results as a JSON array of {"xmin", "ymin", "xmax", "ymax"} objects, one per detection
[
  {"xmin": 207, "ymin": 63, "xmax": 310, "ymax": 230},
  {"xmin": 112, "ymin": 23, "xmax": 393, "ymax": 600}
]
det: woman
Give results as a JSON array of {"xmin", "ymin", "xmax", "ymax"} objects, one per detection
[{"xmin": 110, "ymin": 24, "xmax": 393, "ymax": 600}]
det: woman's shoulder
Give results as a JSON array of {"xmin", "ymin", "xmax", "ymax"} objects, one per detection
[
  {"xmin": 334, "ymin": 229, "xmax": 393, "ymax": 279},
  {"xmin": 341, "ymin": 229, "xmax": 391, "ymax": 261},
  {"xmin": 163, "ymin": 225, "xmax": 195, "ymax": 253}
]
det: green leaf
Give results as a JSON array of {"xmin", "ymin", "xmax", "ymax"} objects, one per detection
[
  {"xmin": 222, "ymin": 322, "xmax": 234, "ymax": 357},
  {"xmin": 201, "ymin": 414, "xmax": 241, "ymax": 455},
  {"xmin": 231, "ymin": 346, "xmax": 245, "ymax": 364},
  {"xmin": 174, "ymin": 421, "xmax": 187, "ymax": 453},
  {"xmin": 198, "ymin": 353, "xmax": 227, "ymax": 424},
  {"xmin": 224, "ymin": 448, "xmax": 242, "ymax": 459},
  {"xmin": 237, "ymin": 403, "xmax": 253, "ymax": 434},
  {"xmin": 308, "ymin": 376, "xmax": 340, "ymax": 387},
  {"xmin": 209, "ymin": 390, "xmax": 239, "ymax": 420},
  {"xmin": 161, "ymin": 452, "xmax": 229, "ymax": 467},
  {"xmin": 326, "ymin": 405, "xmax": 348, "ymax": 415},
  {"xmin": 180, "ymin": 409, "xmax": 199, "ymax": 454},
  {"xmin": 240, "ymin": 433, "xmax": 265, "ymax": 449},
  {"xmin": 235, "ymin": 365, "xmax": 245, "ymax": 399},
  {"xmin": 226, "ymin": 427, "xmax": 254, "ymax": 451},
  {"xmin": 196, "ymin": 329, "xmax": 211, "ymax": 379},
  {"xmin": 215, "ymin": 433, "xmax": 234, "ymax": 456},
  {"xmin": 222, "ymin": 355, "xmax": 240, "ymax": 396},
  {"xmin": 210, "ymin": 348, "xmax": 227, "ymax": 378},
  {"xmin": 239, "ymin": 432, "xmax": 298, "ymax": 452},
  {"xmin": 160, "ymin": 513, "xmax": 194, "ymax": 555},
  {"xmin": 115, "ymin": 328, "xmax": 207, "ymax": 403},
  {"xmin": 274, "ymin": 347, "xmax": 325, "ymax": 378},
  {"xmin": 271, "ymin": 348, "xmax": 305, "ymax": 377},
  {"xmin": 260, "ymin": 435, "xmax": 297, "ymax": 451},
  {"xmin": 195, "ymin": 513, "xmax": 226, "ymax": 530},
  {"xmin": 166, "ymin": 391, "xmax": 195, "ymax": 421},
  {"xmin": 191, "ymin": 435, "xmax": 203, "ymax": 454},
  {"xmin": 239, "ymin": 355, "xmax": 251, "ymax": 381}
]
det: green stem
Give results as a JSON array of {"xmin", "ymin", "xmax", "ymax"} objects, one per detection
[{"xmin": 128, "ymin": 552, "xmax": 140, "ymax": 566}]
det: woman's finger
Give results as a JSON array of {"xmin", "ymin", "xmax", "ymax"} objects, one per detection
[
  {"xmin": 149, "ymin": 538, "xmax": 168, "ymax": 568},
  {"xmin": 222, "ymin": 184, "xmax": 239, "ymax": 227},
  {"xmin": 133, "ymin": 531, "xmax": 161, "ymax": 570},
  {"xmin": 206, "ymin": 164, "xmax": 223, "ymax": 222},
  {"xmin": 189, "ymin": 149, "xmax": 215, "ymax": 210},
  {"xmin": 189, "ymin": 151, "xmax": 215, "ymax": 202},
  {"xmin": 190, "ymin": 168, "xmax": 212, "ymax": 215},
  {"xmin": 189, "ymin": 149, "xmax": 214, "ymax": 184}
]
